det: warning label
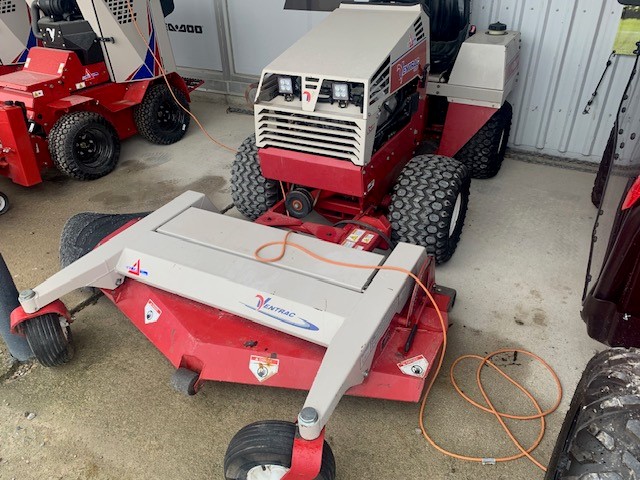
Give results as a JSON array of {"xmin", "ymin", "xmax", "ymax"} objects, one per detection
[
  {"xmin": 144, "ymin": 299, "xmax": 162, "ymax": 324},
  {"xmin": 249, "ymin": 355, "xmax": 280, "ymax": 382},
  {"xmin": 397, "ymin": 355, "xmax": 429, "ymax": 378}
]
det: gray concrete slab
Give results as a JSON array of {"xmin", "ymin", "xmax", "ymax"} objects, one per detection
[{"xmin": 0, "ymin": 102, "xmax": 602, "ymax": 479}]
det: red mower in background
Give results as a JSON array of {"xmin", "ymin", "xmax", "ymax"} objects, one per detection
[{"xmin": 0, "ymin": 0, "xmax": 197, "ymax": 214}]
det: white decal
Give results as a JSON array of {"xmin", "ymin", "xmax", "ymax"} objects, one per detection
[
  {"xmin": 398, "ymin": 355, "xmax": 429, "ymax": 378},
  {"xmin": 144, "ymin": 299, "xmax": 162, "ymax": 324},
  {"xmin": 249, "ymin": 355, "xmax": 279, "ymax": 382}
]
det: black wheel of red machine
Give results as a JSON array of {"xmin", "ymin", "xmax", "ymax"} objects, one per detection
[
  {"xmin": 170, "ymin": 367, "xmax": 200, "ymax": 396},
  {"xmin": 0, "ymin": 192, "xmax": 9, "ymax": 215},
  {"xmin": 231, "ymin": 135, "xmax": 281, "ymax": 220},
  {"xmin": 21, "ymin": 313, "xmax": 74, "ymax": 367},
  {"xmin": 134, "ymin": 83, "xmax": 190, "ymax": 145},
  {"xmin": 389, "ymin": 154, "xmax": 470, "ymax": 264},
  {"xmin": 49, "ymin": 111, "xmax": 121, "ymax": 181},
  {"xmin": 545, "ymin": 348, "xmax": 640, "ymax": 480},
  {"xmin": 224, "ymin": 421, "xmax": 336, "ymax": 480},
  {"xmin": 454, "ymin": 101, "xmax": 512, "ymax": 179}
]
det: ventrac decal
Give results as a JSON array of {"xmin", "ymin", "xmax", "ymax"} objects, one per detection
[
  {"xmin": 390, "ymin": 39, "xmax": 427, "ymax": 93},
  {"xmin": 167, "ymin": 23, "xmax": 204, "ymax": 34},
  {"xmin": 241, "ymin": 294, "xmax": 319, "ymax": 331}
]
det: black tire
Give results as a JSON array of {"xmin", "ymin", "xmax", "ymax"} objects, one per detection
[
  {"xmin": 22, "ymin": 313, "xmax": 74, "ymax": 367},
  {"xmin": 49, "ymin": 111, "xmax": 121, "ymax": 181},
  {"xmin": 224, "ymin": 421, "xmax": 336, "ymax": 480},
  {"xmin": 170, "ymin": 367, "xmax": 200, "ymax": 396},
  {"xmin": 546, "ymin": 348, "xmax": 640, "ymax": 480},
  {"xmin": 455, "ymin": 101, "xmax": 512, "ymax": 179},
  {"xmin": 60, "ymin": 212, "xmax": 149, "ymax": 268},
  {"xmin": 0, "ymin": 192, "xmax": 9, "ymax": 215},
  {"xmin": 389, "ymin": 154, "xmax": 470, "ymax": 264},
  {"xmin": 134, "ymin": 83, "xmax": 190, "ymax": 145},
  {"xmin": 231, "ymin": 135, "xmax": 281, "ymax": 220},
  {"xmin": 592, "ymin": 127, "xmax": 615, "ymax": 207}
]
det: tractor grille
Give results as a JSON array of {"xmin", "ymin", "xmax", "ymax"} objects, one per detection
[
  {"xmin": 0, "ymin": 0, "xmax": 16, "ymax": 14},
  {"xmin": 414, "ymin": 17, "xmax": 425, "ymax": 42},
  {"xmin": 256, "ymin": 108, "xmax": 364, "ymax": 164}
]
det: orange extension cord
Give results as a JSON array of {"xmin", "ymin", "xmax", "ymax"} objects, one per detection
[
  {"xmin": 254, "ymin": 232, "xmax": 563, "ymax": 472},
  {"xmin": 126, "ymin": 0, "xmax": 236, "ymax": 153}
]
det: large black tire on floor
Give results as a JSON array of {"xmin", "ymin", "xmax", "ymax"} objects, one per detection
[
  {"xmin": 592, "ymin": 127, "xmax": 615, "ymax": 207},
  {"xmin": 389, "ymin": 154, "xmax": 470, "ymax": 264},
  {"xmin": 455, "ymin": 101, "xmax": 513, "ymax": 179},
  {"xmin": 224, "ymin": 421, "xmax": 336, "ymax": 480},
  {"xmin": 231, "ymin": 135, "xmax": 281, "ymax": 220},
  {"xmin": 22, "ymin": 313, "xmax": 74, "ymax": 367},
  {"xmin": 49, "ymin": 111, "xmax": 121, "ymax": 180},
  {"xmin": 545, "ymin": 348, "xmax": 640, "ymax": 480},
  {"xmin": 134, "ymin": 83, "xmax": 190, "ymax": 145},
  {"xmin": 60, "ymin": 212, "xmax": 149, "ymax": 268}
]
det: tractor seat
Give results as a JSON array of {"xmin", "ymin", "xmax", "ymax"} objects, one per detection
[{"xmin": 382, "ymin": 0, "xmax": 470, "ymax": 76}]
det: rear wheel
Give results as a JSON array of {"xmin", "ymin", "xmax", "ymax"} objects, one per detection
[
  {"xmin": 455, "ymin": 101, "xmax": 512, "ymax": 179},
  {"xmin": 231, "ymin": 135, "xmax": 281, "ymax": 220},
  {"xmin": 0, "ymin": 192, "xmax": 9, "ymax": 215},
  {"xmin": 224, "ymin": 421, "xmax": 336, "ymax": 480},
  {"xmin": 389, "ymin": 154, "xmax": 470, "ymax": 264},
  {"xmin": 545, "ymin": 348, "xmax": 640, "ymax": 480},
  {"xmin": 49, "ymin": 112, "xmax": 120, "ymax": 180},
  {"xmin": 134, "ymin": 83, "xmax": 190, "ymax": 145},
  {"xmin": 22, "ymin": 313, "xmax": 74, "ymax": 367}
]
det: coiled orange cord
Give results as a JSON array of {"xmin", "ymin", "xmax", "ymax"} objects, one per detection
[{"xmin": 255, "ymin": 231, "xmax": 562, "ymax": 472}]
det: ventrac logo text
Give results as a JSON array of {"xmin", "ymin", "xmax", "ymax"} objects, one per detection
[
  {"xmin": 396, "ymin": 58, "xmax": 421, "ymax": 82},
  {"xmin": 242, "ymin": 295, "xmax": 319, "ymax": 331},
  {"xmin": 167, "ymin": 23, "xmax": 203, "ymax": 34}
]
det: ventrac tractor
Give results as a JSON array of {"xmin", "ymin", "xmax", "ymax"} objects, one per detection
[
  {"xmin": 231, "ymin": 1, "xmax": 519, "ymax": 263},
  {"xmin": 6, "ymin": 2, "xmax": 521, "ymax": 479},
  {"xmin": 0, "ymin": 0, "xmax": 196, "ymax": 215}
]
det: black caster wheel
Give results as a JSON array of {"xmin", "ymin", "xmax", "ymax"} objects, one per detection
[
  {"xmin": 22, "ymin": 313, "xmax": 74, "ymax": 367},
  {"xmin": 0, "ymin": 192, "xmax": 9, "ymax": 215},
  {"xmin": 224, "ymin": 420, "xmax": 336, "ymax": 480},
  {"xmin": 170, "ymin": 367, "xmax": 200, "ymax": 396}
]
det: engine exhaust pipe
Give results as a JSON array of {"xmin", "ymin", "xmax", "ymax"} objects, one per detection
[{"xmin": 0, "ymin": 254, "xmax": 32, "ymax": 361}]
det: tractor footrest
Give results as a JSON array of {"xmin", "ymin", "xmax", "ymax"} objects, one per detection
[{"xmin": 182, "ymin": 76, "xmax": 204, "ymax": 92}]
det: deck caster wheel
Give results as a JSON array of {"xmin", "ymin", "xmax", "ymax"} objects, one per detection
[
  {"xmin": 170, "ymin": 367, "xmax": 200, "ymax": 396},
  {"xmin": 224, "ymin": 421, "xmax": 336, "ymax": 480},
  {"xmin": 22, "ymin": 313, "xmax": 74, "ymax": 367},
  {"xmin": 0, "ymin": 192, "xmax": 9, "ymax": 215}
]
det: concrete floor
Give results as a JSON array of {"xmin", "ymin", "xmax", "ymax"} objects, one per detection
[{"xmin": 0, "ymin": 101, "xmax": 603, "ymax": 480}]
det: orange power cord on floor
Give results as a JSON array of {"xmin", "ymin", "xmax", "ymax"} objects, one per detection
[{"xmin": 255, "ymin": 231, "xmax": 563, "ymax": 473}]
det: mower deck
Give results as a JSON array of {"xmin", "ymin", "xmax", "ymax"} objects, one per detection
[{"xmin": 13, "ymin": 191, "xmax": 451, "ymax": 442}]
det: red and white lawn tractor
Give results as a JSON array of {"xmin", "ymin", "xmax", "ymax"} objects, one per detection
[
  {"xmin": 0, "ymin": 0, "xmax": 36, "ymax": 76},
  {"xmin": 5, "ymin": 2, "xmax": 520, "ymax": 479},
  {"xmin": 234, "ymin": 0, "xmax": 519, "ymax": 263},
  {"xmin": 0, "ymin": 0, "xmax": 195, "ymax": 213}
]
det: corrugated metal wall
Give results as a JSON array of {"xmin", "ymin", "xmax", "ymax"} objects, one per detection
[{"xmin": 472, "ymin": 0, "xmax": 636, "ymax": 162}]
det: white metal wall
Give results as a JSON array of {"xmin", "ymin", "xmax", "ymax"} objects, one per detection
[{"xmin": 473, "ymin": 0, "xmax": 636, "ymax": 162}]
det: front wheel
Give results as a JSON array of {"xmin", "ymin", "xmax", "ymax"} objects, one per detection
[
  {"xmin": 49, "ymin": 111, "xmax": 121, "ymax": 181},
  {"xmin": 22, "ymin": 313, "xmax": 74, "ymax": 367},
  {"xmin": 224, "ymin": 421, "xmax": 336, "ymax": 480},
  {"xmin": 389, "ymin": 154, "xmax": 470, "ymax": 264},
  {"xmin": 0, "ymin": 192, "xmax": 9, "ymax": 215}
]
